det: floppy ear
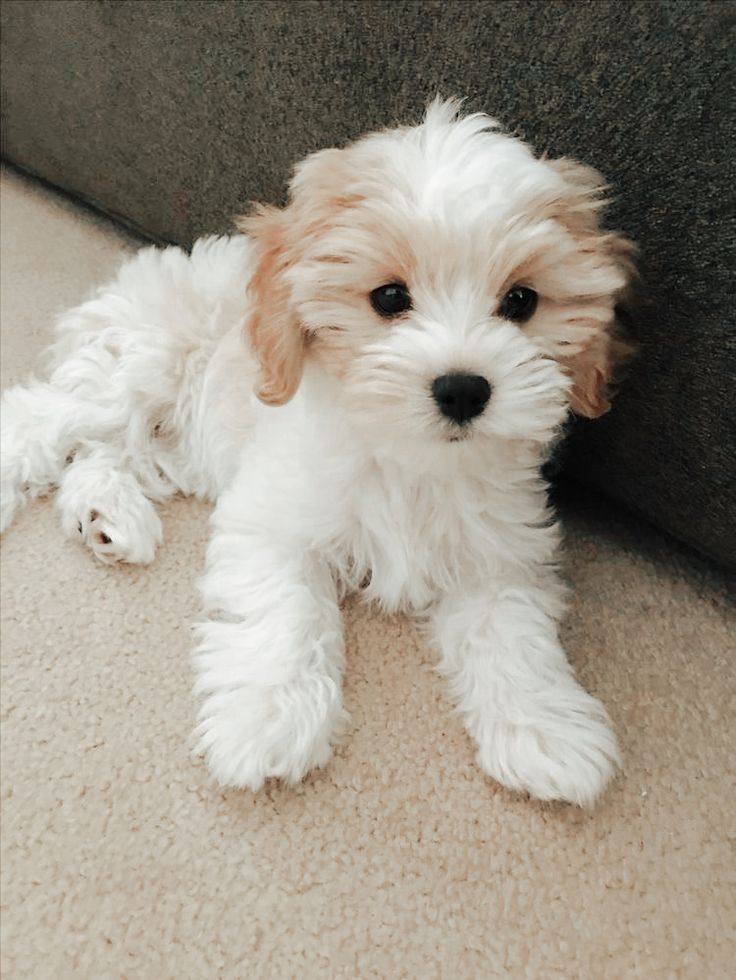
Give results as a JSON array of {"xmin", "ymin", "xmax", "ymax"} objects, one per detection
[
  {"xmin": 236, "ymin": 205, "xmax": 306, "ymax": 406},
  {"xmin": 547, "ymin": 160, "xmax": 638, "ymax": 418},
  {"xmin": 562, "ymin": 316, "xmax": 634, "ymax": 418}
]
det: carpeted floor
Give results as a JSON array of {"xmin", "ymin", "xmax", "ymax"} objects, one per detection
[{"xmin": 1, "ymin": 166, "xmax": 734, "ymax": 979}]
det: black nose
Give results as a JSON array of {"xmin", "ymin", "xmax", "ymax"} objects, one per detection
[{"xmin": 432, "ymin": 373, "xmax": 492, "ymax": 424}]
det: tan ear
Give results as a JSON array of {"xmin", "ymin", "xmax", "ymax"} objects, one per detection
[
  {"xmin": 564, "ymin": 348, "xmax": 609, "ymax": 418},
  {"xmin": 237, "ymin": 205, "xmax": 306, "ymax": 406},
  {"xmin": 565, "ymin": 231, "xmax": 637, "ymax": 419},
  {"xmin": 546, "ymin": 160, "xmax": 638, "ymax": 418},
  {"xmin": 562, "ymin": 327, "xmax": 633, "ymax": 418}
]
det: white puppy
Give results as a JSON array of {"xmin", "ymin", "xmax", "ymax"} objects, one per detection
[{"xmin": 1, "ymin": 99, "xmax": 635, "ymax": 805}]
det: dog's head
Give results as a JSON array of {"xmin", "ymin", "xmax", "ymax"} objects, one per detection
[{"xmin": 239, "ymin": 98, "xmax": 635, "ymax": 453}]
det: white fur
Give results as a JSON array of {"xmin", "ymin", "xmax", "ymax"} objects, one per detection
[{"xmin": 1, "ymin": 100, "xmax": 624, "ymax": 805}]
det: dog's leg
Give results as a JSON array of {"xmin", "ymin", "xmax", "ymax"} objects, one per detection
[
  {"xmin": 431, "ymin": 583, "xmax": 619, "ymax": 806},
  {"xmin": 0, "ymin": 382, "xmax": 99, "ymax": 533},
  {"xmin": 56, "ymin": 445, "xmax": 163, "ymax": 565},
  {"xmin": 194, "ymin": 527, "xmax": 346, "ymax": 789}
]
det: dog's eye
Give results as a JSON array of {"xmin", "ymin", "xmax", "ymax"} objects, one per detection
[
  {"xmin": 498, "ymin": 285, "xmax": 538, "ymax": 323},
  {"xmin": 370, "ymin": 283, "xmax": 412, "ymax": 318}
]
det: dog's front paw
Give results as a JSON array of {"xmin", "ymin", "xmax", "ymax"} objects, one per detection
[
  {"xmin": 194, "ymin": 678, "xmax": 345, "ymax": 791},
  {"xmin": 474, "ymin": 686, "xmax": 620, "ymax": 807}
]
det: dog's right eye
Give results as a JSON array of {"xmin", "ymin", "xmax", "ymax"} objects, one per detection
[
  {"xmin": 369, "ymin": 283, "xmax": 412, "ymax": 318},
  {"xmin": 498, "ymin": 285, "xmax": 538, "ymax": 323}
]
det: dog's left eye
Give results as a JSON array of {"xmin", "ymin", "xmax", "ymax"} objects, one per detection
[
  {"xmin": 498, "ymin": 285, "xmax": 538, "ymax": 323},
  {"xmin": 370, "ymin": 283, "xmax": 412, "ymax": 318}
]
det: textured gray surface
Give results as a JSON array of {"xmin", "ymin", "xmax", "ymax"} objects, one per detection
[{"xmin": 1, "ymin": 0, "xmax": 735, "ymax": 565}]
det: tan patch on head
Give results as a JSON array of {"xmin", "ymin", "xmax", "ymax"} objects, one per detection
[
  {"xmin": 521, "ymin": 160, "xmax": 638, "ymax": 418},
  {"xmin": 237, "ymin": 206, "xmax": 305, "ymax": 406},
  {"xmin": 561, "ymin": 235, "xmax": 637, "ymax": 419},
  {"xmin": 237, "ymin": 148, "xmax": 367, "ymax": 406},
  {"xmin": 238, "ymin": 116, "xmax": 638, "ymax": 421}
]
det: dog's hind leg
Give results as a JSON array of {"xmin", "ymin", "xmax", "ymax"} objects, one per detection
[
  {"xmin": 0, "ymin": 381, "xmax": 102, "ymax": 533},
  {"xmin": 56, "ymin": 444, "xmax": 164, "ymax": 565}
]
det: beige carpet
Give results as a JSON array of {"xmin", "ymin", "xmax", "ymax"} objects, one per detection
[{"xmin": 1, "ymin": 166, "xmax": 734, "ymax": 979}]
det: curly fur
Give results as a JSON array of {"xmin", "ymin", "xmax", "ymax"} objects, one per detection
[{"xmin": 0, "ymin": 99, "xmax": 634, "ymax": 805}]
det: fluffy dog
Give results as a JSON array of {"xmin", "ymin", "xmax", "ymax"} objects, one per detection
[{"xmin": 1, "ymin": 99, "xmax": 635, "ymax": 805}]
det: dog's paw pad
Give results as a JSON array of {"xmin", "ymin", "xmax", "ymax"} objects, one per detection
[
  {"xmin": 80, "ymin": 511, "xmax": 117, "ymax": 559},
  {"xmin": 57, "ymin": 460, "xmax": 164, "ymax": 566},
  {"xmin": 68, "ymin": 501, "xmax": 161, "ymax": 565},
  {"xmin": 88, "ymin": 512, "xmax": 112, "ymax": 545}
]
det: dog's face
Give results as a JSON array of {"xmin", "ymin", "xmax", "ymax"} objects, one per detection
[{"xmin": 240, "ymin": 99, "xmax": 634, "ymax": 454}]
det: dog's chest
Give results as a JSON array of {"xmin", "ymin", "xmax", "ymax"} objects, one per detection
[{"xmin": 336, "ymin": 464, "xmax": 507, "ymax": 611}]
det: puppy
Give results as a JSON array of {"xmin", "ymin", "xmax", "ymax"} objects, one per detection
[{"xmin": 1, "ymin": 99, "xmax": 635, "ymax": 805}]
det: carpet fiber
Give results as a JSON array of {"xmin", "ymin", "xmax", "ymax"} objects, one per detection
[{"xmin": 1, "ymin": 167, "xmax": 733, "ymax": 978}]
